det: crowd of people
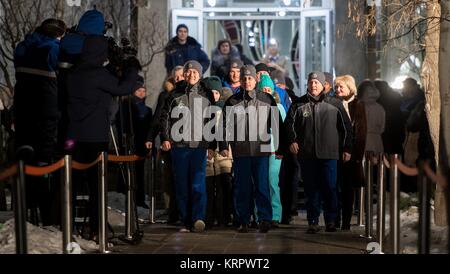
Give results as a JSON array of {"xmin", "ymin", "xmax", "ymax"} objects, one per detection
[{"xmin": 0, "ymin": 9, "xmax": 432, "ymax": 240}]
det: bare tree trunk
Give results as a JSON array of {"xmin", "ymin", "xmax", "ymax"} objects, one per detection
[
  {"xmin": 439, "ymin": 0, "xmax": 450, "ymax": 230},
  {"xmin": 421, "ymin": 0, "xmax": 445, "ymax": 226},
  {"xmin": 55, "ymin": 0, "xmax": 65, "ymax": 19}
]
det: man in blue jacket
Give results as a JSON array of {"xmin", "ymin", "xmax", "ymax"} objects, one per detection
[
  {"xmin": 57, "ymin": 9, "xmax": 107, "ymax": 154},
  {"xmin": 165, "ymin": 24, "xmax": 210, "ymax": 75},
  {"xmin": 14, "ymin": 18, "xmax": 67, "ymax": 226}
]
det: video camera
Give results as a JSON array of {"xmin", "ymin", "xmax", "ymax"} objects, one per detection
[{"xmin": 104, "ymin": 22, "xmax": 139, "ymax": 77}]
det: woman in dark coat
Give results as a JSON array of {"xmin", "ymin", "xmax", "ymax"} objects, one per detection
[{"xmin": 334, "ymin": 75, "xmax": 367, "ymax": 230}]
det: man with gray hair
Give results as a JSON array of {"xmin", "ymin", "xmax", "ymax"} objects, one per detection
[
  {"xmin": 159, "ymin": 60, "xmax": 216, "ymax": 232},
  {"xmin": 220, "ymin": 65, "xmax": 281, "ymax": 233}
]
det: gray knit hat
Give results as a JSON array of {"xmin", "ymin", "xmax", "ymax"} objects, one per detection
[
  {"xmin": 184, "ymin": 60, "xmax": 203, "ymax": 77},
  {"xmin": 308, "ymin": 71, "xmax": 326, "ymax": 87},
  {"xmin": 240, "ymin": 65, "xmax": 256, "ymax": 80}
]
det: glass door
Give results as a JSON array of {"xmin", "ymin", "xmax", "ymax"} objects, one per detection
[{"xmin": 299, "ymin": 9, "xmax": 332, "ymax": 94}]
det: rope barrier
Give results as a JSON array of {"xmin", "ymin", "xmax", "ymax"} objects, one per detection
[
  {"xmin": 394, "ymin": 158, "xmax": 419, "ymax": 176},
  {"xmin": 24, "ymin": 158, "xmax": 65, "ymax": 176},
  {"xmin": 72, "ymin": 155, "xmax": 102, "ymax": 171},
  {"xmin": 423, "ymin": 162, "xmax": 447, "ymax": 189},
  {"xmin": 108, "ymin": 154, "xmax": 145, "ymax": 163},
  {"xmin": 0, "ymin": 165, "xmax": 18, "ymax": 182},
  {"xmin": 0, "ymin": 153, "xmax": 146, "ymax": 180}
]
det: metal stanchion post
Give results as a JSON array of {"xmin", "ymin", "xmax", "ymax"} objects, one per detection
[
  {"xmin": 390, "ymin": 154, "xmax": 400, "ymax": 254},
  {"xmin": 358, "ymin": 158, "xmax": 366, "ymax": 227},
  {"xmin": 124, "ymin": 161, "xmax": 137, "ymax": 240},
  {"xmin": 377, "ymin": 153, "xmax": 385, "ymax": 253},
  {"xmin": 98, "ymin": 152, "xmax": 109, "ymax": 253},
  {"xmin": 418, "ymin": 162, "xmax": 431, "ymax": 254},
  {"xmin": 13, "ymin": 159, "xmax": 28, "ymax": 254},
  {"xmin": 149, "ymin": 153, "xmax": 155, "ymax": 224},
  {"xmin": 62, "ymin": 155, "xmax": 73, "ymax": 254},
  {"xmin": 361, "ymin": 156, "xmax": 373, "ymax": 239}
]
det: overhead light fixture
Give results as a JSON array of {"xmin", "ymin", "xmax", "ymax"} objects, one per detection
[
  {"xmin": 279, "ymin": 11, "xmax": 286, "ymax": 16},
  {"xmin": 207, "ymin": 0, "xmax": 216, "ymax": 7},
  {"xmin": 209, "ymin": 12, "xmax": 215, "ymax": 17},
  {"xmin": 246, "ymin": 21, "xmax": 252, "ymax": 28},
  {"xmin": 283, "ymin": 0, "xmax": 291, "ymax": 6}
]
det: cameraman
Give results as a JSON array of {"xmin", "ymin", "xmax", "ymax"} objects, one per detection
[
  {"xmin": 57, "ymin": 9, "xmax": 108, "ymax": 155},
  {"xmin": 66, "ymin": 32, "xmax": 140, "ymax": 240}
]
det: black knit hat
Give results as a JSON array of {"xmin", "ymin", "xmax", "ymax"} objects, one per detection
[
  {"xmin": 203, "ymin": 76, "xmax": 223, "ymax": 93},
  {"xmin": 255, "ymin": 63, "xmax": 270, "ymax": 73},
  {"xmin": 176, "ymin": 24, "xmax": 189, "ymax": 33},
  {"xmin": 133, "ymin": 75, "xmax": 145, "ymax": 91}
]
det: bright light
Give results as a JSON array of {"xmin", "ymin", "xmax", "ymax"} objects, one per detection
[
  {"xmin": 269, "ymin": 38, "xmax": 277, "ymax": 45},
  {"xmin": 208, "ymin": 12, "xmax": 215, "ymax": 17},
  {"xmin": 254, "ymin": 27, "xmax": 259, "ymax": 33},
  {"xmin": 279, "ymin": 11, "xmax": 286, "ymax": 17},
  {"xmin": 390, "ymin": 75, "xmax": 408, "ymax": 90},
  {"xmin": 248, "ymin": 31, "xmax": 254, "ymax": 37},
  {"xmin": 207, "ymin": 0, "xmax": 216, "ymax": 7},
  {"xmin": 283, "ymin": 0, "xmax": 292, "ymax": 6},
  {"xmin": 246, "ymin": 21, "xmax": 252, "ymax": 28}
]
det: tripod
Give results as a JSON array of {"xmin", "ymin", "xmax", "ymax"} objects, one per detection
[{"xmin": 113, "ymin": 96, "xmax": 143, "ymax": 245}]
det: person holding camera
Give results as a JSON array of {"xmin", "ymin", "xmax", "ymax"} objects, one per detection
[
  {"xmin": 66, "ymin": 31, "xmax": 140, "ymax": 240},
  {"xmin": 57, "ymin": 9, "xmax": 107, "ymax": 155},
  {"xmin": 13, "ymin": 18, "xmax": 67, "ymax": 226}
]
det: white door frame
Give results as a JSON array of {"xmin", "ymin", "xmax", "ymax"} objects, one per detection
[{"xmin": 299, "ymin": 9, "xmax": 332, "ymax": 94}]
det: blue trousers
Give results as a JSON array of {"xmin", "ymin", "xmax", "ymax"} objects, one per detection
[
  {"xmin": 300, "ymin": 159, "xmax": 338, "ymax": 225},
  {"xmin": 233, "ymin": 156, "xmax": 272, "ymax": 225},
  {"xmin": 171, "ymin": 147, "xmax": 207, "ymax": 226}
]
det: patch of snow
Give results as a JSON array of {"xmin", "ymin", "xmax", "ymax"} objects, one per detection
[{"xmin": 0, "ymin": 219, "xmax": 98, "ymax": 254}]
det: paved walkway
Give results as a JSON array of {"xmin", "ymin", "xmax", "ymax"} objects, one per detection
[{"xmin": 111, "ymin": 213, "xmax": 371, "ymax": 254}]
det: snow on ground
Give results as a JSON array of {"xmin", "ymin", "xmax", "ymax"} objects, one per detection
[
  {"xmin": 0, "ymin": 219, "xmax": 98, "ymax": 254},
  {"xmin": 382, "ymin": 192, "xmax": 449, "ymax": 254},
  {"xmin": 107, "ymin": 192, "xmax": 151, "ymax": 226},
  {"xmin": 0, "ymin": 191, "xmax": 154, "ymax": 254}
]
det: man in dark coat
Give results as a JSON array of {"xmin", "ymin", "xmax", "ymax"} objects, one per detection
[
  {"xmin": 220, "ymin": 65, "xmax": 282, "ymax": 233},
  {"xmin": 13, "ymin": 18, "xmax": 67, "ymax": 226},
  {"xmin": 164, "ymin": 24, "xmax": 210, "ymax": 75},
  {"xmin": 284, "ymin": 71, "xmax": 353, "ymax": 234},
  {"xmin": 66, "ymin": 34, "xmax": 140, "ymax": 239},
  {"xmin": 159, "ymin": 60, "xmax": 215, "ymax": 233},
  {"xmin": 57, "ymin": 9, "xmax": 107, "ymax": 155}
]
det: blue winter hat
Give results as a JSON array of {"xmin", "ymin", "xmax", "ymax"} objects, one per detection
[
  {"xmin": 77, "ymin": 9, "xmax": 105, "ymax": 35},
  {"xmin": 176, "ymin": 24, "xmax": 189, "ymax": 33},
  {"xmin": 257, "ymin": 74, "xmax": 275, "ymax": 93}
]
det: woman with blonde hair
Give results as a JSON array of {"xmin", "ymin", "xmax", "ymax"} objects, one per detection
[{"xmin": 333, "ymin": 75, "xmax": 367, "ymax": 230}]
